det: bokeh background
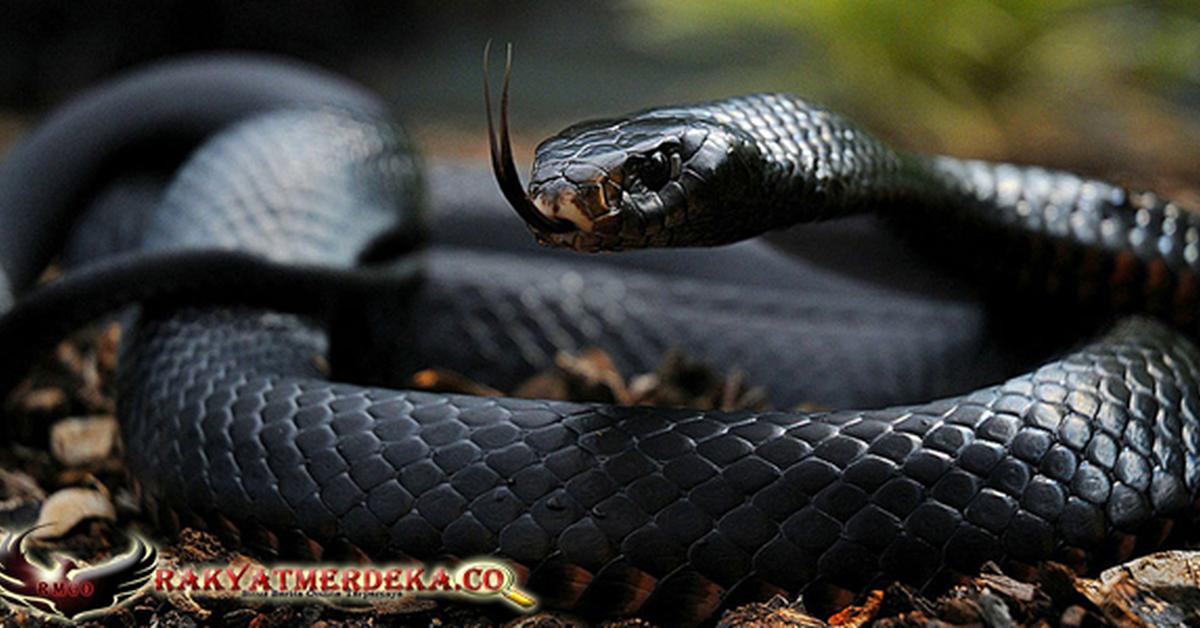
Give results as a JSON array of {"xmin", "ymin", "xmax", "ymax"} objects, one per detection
[{"xmin": 1, "ymin": 0, "xmax": 1198, "ymax": 199}]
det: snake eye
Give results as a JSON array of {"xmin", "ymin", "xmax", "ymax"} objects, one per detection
[{"xmin": 636, "ymin": 151, "xmax": 676, "ymax": 190}]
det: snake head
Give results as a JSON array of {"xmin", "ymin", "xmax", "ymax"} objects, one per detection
[
  {"xmin": 485, "ymin": 44, "xmax": 758, "ymax": 252},
  {"xmin": 524, "ymin": 116, "xmax": 748, "ymax": 252}
]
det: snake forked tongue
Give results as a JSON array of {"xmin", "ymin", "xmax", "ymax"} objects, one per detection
[{"xmin": 484, "ymin": 42, "xmax": 574, "ymax": 235}]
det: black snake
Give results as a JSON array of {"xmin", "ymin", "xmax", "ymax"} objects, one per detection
[{"xmin": 0, "ymin": 52, "xmax": 1198, "ymax": 625}]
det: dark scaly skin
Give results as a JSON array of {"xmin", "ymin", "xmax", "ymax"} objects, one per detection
[
  {"xmin": 525, "ymin": 94, "xmax": 912, "ymax": 250},
  {"xmin": 2, "ymin": 59, "xmax": 1199, "ymax": 627},
  {"xmin": 508, "ymin": 94, "xmax": 1200, "ymax": 613},
  {"xmin": 527, "ymin": 93, "xmax": 1199, "ymax": 326},
  {"xmin": 133, "ymin": 96, "xmax": 1200, "ymax": 620}
]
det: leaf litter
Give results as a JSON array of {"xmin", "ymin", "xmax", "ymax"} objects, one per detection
[{"xmin": 1, "ymin": 324, "xmax": 1199, "ymax": 626}]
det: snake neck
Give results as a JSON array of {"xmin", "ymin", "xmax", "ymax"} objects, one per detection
[
  {"xmin": 676, "ymin": 95, "xmax": 966, "ymax": 239},
  {"xmin": 687, "ymin": 94, "xmax": 920, "ymax": 232},
  {"xmin": 895, "ymin": 154, "xmax": 1200, "ymax": 328},
  {"xmin": 705, "ymin": 94, "xmax": 1200, "ymax": 327}
]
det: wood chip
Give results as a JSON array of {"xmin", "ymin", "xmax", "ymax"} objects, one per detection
[
  {"xmin": 32, "ymin": 487, "xmax": 116, "ymax": 538},
  {"xmin": 15, "ymin": 386, "xmax": 67, "ymax": 414},
  {"xmin": 1078, "ymin": 551, "xmax": 1200, "ymax": 626}
]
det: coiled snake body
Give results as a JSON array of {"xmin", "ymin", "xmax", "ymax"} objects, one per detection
[{"xmin": 1, "ymin": 55, "xmax": 1198, "ymax": 624}]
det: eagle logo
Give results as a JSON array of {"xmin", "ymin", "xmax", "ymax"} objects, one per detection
[{"xmin": 0, "ymin": 526, "xmax": 157, "ymax": 620}]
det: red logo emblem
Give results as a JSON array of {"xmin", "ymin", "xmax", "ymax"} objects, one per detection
[{"xmin": 0, "ymin": 526, "xmax": 157, "ymax": 620}]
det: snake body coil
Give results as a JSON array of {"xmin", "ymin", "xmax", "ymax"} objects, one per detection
[{"xmin": 1, "ymin": 56, "xmax": 1199, "ymax": 625}]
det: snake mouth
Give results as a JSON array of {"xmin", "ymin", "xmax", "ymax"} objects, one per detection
[
  {"xmin": 484, "ymin": 42, "xmax": 574, "ymax": 236},
  {"xmin": 528, "ymin": 178, "xmax": 620, "ymax": 233},
  {"xmin": 532, "ymin": 186, "xmax": 596, "ymax": 230}
]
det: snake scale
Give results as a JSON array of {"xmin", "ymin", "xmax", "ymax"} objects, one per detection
[{"xmin": 0, "ymin": 53, "xmax": 1198, "ymax": 625}]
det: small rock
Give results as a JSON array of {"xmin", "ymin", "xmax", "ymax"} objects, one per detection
[
  {"xmin": 32, "ymin": 487, "xmax": 116, "ymax": 538},
  {"xmin": 1059, "ymin": 605, "xmax": 1087, "ymax": 627},
  {"xmin": 976, "ymin": 589, "xmax": 1015, "ymax": 628},
  {"xmin": 50, "ymin": 415, "xmax": 120, "ymax": 467}
]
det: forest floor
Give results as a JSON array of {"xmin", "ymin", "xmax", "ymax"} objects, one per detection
[{"xmin": 2, "ymin": 324, "xmax": 1200, "ymax": 627}]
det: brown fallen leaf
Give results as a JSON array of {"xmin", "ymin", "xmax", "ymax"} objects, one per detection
[
  {"xmin": 827, "ymin": 589, "xmax": 882, "ymax": 627},
  {"xmin": 13, "ymin": 385, "xmax": 67, "ymax": 415},
  {"xmin": 511, "ymin": 349, "xmax": 636, "ymax": 403},
  {"xmin": 164, "ymin": 528, "xmax": 237, "ymax": 564},
  {"xmin": 511, "ymin": 371, "xmax": 571, "ymax": 400},
  {"xmin": 411, "ymin": 368, "xmax": 503, "ymax": 397},
  {"xmin": 548, "ymin": 348, "xmax": 630, "ymax": 404},
  {"xmin": 718, "ymin": 595, "xmax": 824, "ymax": 627},
  {"xmin": 415, "ymin": 347, "xmax": 774, "ymax": 414}
]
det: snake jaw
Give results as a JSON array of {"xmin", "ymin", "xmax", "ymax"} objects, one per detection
[
  {"xmin": 529, "ymin": 180, "xmax": 620, "ymax": 231},
  {"xmin": 484, "ymin": 42, "xmax": 574, "ymax": 236},
  {"xmin": 524, "ymin": 176, "xmax": 639, "ymax": 252},
  {"xmin": 532, "ymin": 189, "xmax": 593, "ymax": 231}
]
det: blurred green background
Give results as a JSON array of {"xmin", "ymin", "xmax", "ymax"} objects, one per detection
[
  {"xmin": 628, "ymin": 0, "xmax": 1200, "ymax": 195},
  {"xmin": 1, "ymin": 0, "xmax": 1197, "ymax": 197}
]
